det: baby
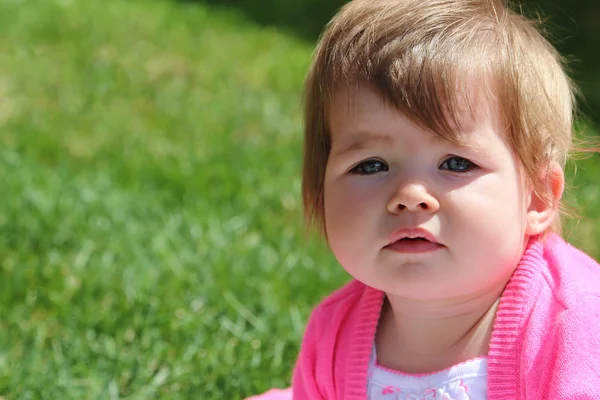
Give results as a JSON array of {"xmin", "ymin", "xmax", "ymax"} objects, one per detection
[{"xmin": 249, "ymin": 0, "xmax": 600, "ymax": 398}]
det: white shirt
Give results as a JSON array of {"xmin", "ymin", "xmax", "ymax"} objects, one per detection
[{"xmin": 367, "ymin": 346, "xmax": 488, "ymax": 400}]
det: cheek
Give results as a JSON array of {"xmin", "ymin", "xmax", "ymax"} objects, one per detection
[
  {"xmin": 323, "ymin": 180, "xmax": 383, "ymax": 246},
  {"xmin": 324, "ymin": 182, "xmax": 362, "ymax": 232},
  {"xmin": 447, "ymin": 173, "xmax": 528, "ymax": 256},
  {"xmin": 465, "ymin": 170, "xmax": 524, "ymax": 211},
  {"xmin": 446, "ymin": 174, "xmax": 529, "ymax": 246}
]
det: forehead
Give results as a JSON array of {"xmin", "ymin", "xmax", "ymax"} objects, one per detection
[
  {"xmin": 329, "ymin": 84, "xmax": 392, "ymax": 127},
  {"xmin": 327, "ymin": 82, "xmax": 504, "ymax": 150}
]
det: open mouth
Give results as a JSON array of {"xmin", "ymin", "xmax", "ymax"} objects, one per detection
[
  {"xmin": 385, "ymin": 236, "xmax": 443, "ymax": 254},
  {"xmin": 397, "ymin": 237, "xmax": 430, "ymax": 243}
]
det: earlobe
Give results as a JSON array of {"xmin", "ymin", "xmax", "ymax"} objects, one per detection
[{"xmin": 525, "ymin": 162, "xmax": 565, "ymax": 236}]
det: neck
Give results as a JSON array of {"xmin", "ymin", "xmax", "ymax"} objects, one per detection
[{"xmin": 376, "ymin": 288, "xmax": 502, "ymax": 373}]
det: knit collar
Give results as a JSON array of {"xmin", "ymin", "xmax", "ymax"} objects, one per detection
[{"xmin": 487, "ymin": 235, "xmax": 545, "ymax": 399}]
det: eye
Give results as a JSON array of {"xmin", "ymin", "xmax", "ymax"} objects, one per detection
[
  {"xmin": 439, "ymin": 156, "xmax": 479, "ymax": 173},
  {"xmin": 349, "ymin": 159, "xmax": 389, "ymax": 175}
]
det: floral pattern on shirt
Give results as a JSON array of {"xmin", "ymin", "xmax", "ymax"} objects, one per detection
[{"xmin": 375, "ymin": 379, "xmax": 471, "ymax": 399}]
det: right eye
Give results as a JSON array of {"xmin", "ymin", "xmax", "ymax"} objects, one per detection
[{"xmin": 349, "ymin": 159, "xmax": 389, "ymax": 175}]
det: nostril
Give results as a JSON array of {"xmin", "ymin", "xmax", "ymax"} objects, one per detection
[{"xmin": 397, "ymin": 203, "xmax": 428, "ymax": 211}]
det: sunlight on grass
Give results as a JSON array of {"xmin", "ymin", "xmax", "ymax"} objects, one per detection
[
  {"xmin": 563, "ymin": 122, "xmax": 600, "ymax": 254},
  {"xmin": 0, "ymin": 0, "xmax": 339, "ymax": 397}
]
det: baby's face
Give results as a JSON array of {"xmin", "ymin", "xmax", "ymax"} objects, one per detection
[{"xmin": 323, "ymin": 84, "xmax": 532, "ymax": 301}]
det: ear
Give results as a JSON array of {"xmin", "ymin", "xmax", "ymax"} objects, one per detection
[{"xmin": 525, "ymin": 162, "xmax": 565, "ymax": 236}]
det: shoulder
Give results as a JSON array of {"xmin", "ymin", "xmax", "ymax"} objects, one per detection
[
  {"xmin": 536, "ymin": 233, "xmax": 600, "ymax": 345},
  {"xmin": 541, "ymin": 233, "xmax": 600, "ymax": 300},
  {"xmin": 292, "ymin": 280, "xmax": 381, "ymax": 399},
  {"xmin": 520, "ymin": 293, "xmax": 600, "ymax": 395},
  {"xmin": 305, "ymin": 279, "xmax": 372, "ymax": 334},
  {"xmin": 520, "ymin": 235, "xmax": 600, "ymax": 394},
  {"xmin": 299, "ymin": 279, "xmax": 383, "ymax": 361}
]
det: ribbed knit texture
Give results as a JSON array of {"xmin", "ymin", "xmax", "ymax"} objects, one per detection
[
  {"xmin": 345, "ymin": 286, "xmax": 383, "ymax": 398},
  {"xmin": 287, "ymin": 234, "xmax": 600, "ymax": 399},
  {"xmin": 486, "ymin": 237, "xmax": 543, "ymax": 399}
]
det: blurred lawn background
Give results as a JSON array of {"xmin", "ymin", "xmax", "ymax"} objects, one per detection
[{"xmin": 0, "ymin": 0, "xmax": 598, "ymax": 398}]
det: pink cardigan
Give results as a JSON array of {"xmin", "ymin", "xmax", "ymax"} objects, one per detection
[{"xmin": 290, "ymin": 234, "xmax": 600, "ymax": 399}]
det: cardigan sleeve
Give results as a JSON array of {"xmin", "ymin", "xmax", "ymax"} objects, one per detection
[
  {"xmin": 524, "ymin": 294, "xmax": 600, "ymax": 398},
  {"xmin": 291, "ymin": 280, "xmax": 371, "ymax": 400},
  {"xmin": 292, "ymin": 306, "xmax": 327, "ymax": 400}
]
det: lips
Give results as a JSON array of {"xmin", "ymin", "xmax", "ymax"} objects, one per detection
[
  {"xmin": 387, "ymin": 227, "xmax": 439, "ymax": 244},
  {"xmin": 384, "ymin": 228, "xmax": 444, "ymax": 254}
]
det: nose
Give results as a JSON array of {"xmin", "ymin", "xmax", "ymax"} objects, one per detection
[{"xmin": 386, "ymin": 182, "xmax": 440, "ymax": 214}]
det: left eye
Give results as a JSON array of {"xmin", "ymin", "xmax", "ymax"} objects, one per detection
[{"xmin": 439, "ymin": 156, "xmax": 478, "ymax": 172}]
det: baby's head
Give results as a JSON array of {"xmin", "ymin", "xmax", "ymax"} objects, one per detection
[
  {"xmin": 301, "ymin": 0, "xmax": 576, "ymax": 298},
  {"xmin": 303, "ymin": 0, "xmax": 574, "ymax": 235}
]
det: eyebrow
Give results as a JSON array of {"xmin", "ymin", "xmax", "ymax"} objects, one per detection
[{"xmin": 332, "ymin": 133, "xmax": 394, "ymax": 157}]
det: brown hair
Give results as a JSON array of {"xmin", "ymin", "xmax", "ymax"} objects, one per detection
[{"xmin": 302, "ymin": 0, "xmax": 582, "ymax": 235}]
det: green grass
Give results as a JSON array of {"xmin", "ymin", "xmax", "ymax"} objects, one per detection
[{"xmin": 0, "ymin": 0, "xmax": 598, "ymax": 398}]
